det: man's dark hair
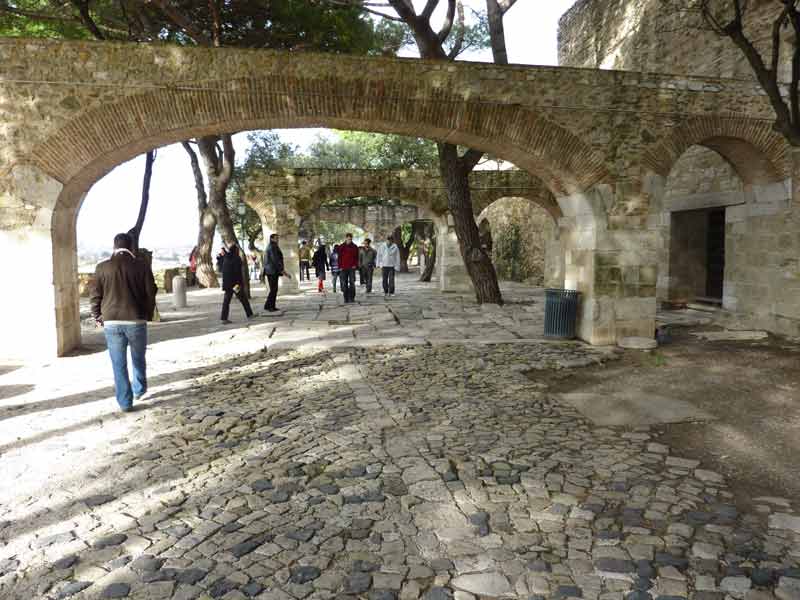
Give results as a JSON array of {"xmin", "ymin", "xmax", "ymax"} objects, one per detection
[
  {"xmin": 365, "ymin": 238, "xmax": 371, "ymax": 244},
  {"xmin": 113, "ymin": 233, "xmax": 133, "ymax": 250},
  {"xmin": 346, "ymin": 232, "xmax": 353, "ymax": 238},
  {"xmin": 387, "ymin": 235, "xmax": 394, "ymax": 243},
  {"xmin": 270, "ymin": 233, "xmax": 278, "ymax": 241},
  {"xmin": 301, "ymin": 240, "xmax": 307, "ymax": 245}
]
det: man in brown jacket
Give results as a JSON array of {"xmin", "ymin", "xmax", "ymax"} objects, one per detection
[{"xmin": 90, "ymin": 233, "xmax": 157, "ymax": 412}]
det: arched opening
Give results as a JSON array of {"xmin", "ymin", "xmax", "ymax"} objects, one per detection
[
  {"xmin": 5, "ymin": 62, "xmax": 613, "ymax": 356},
  {"xmin": 475, "ymin": 197, "xmax": 561, "ymax": 287},
  {"xmin": 653, "ymin": 137, "xmax": 791, "ymax": 313}
]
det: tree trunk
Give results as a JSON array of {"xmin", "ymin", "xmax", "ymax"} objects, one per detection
[
  {"xmin": 182, "ymin": 140, "xmax": 218, "ymax": 288},
  {"xmin": 438, "ymin": 143, "xmax": 503, "ymax": 304},
  {"xmin": 196, "ymin": 205, "xmax": 217, "ymax": 288},
  {"xmin": 393, "ymin": 226, "xmax": 411, "ymax": 273},
  {"xmin": 128, "ymin": 149, "xmax": 156, "ymax": 251},
  {"xmin": 197, "ymin": 134, "xmax": 251, "ymax": 297},
  {"xmin": 486, "ymin": 0, "xmax": 509, "ymax": 65},
  {"xmin": 420, "ymin": 235, "xmax": 437, "ymax": 282}
]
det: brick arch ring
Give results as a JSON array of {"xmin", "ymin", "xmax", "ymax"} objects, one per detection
[
  {"xmin": 640, "ymin": 116, "xmax": 790, "ymax": 185},
  {"xmin": 29, "ymin": 75, "xmax": 613, "ymax": 216}
]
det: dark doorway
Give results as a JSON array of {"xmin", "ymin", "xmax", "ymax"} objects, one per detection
[
  {"xmin": 668, "ymin": 207, "xmax": 726, "ymax": 306},
  {"xmin": 705, "ymin": 209, "xmax": 725, "ymax": 302}
]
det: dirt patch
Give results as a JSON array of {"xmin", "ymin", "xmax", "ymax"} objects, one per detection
[{"xmin": 532, "ymin": 327, "xmax": 800, "ymax": 509}]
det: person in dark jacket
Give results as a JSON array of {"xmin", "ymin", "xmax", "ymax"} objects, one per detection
[
  {"xmin": 220, "ymin": 245, "xmax": 254, "ymax": 324},
  {"xmin": 337, "ymin": 233, "xmax": 360, "ymax": 303},
  {"xmin": 216, "ymin": 247, "xmax": 227, "ymax": 272},
  {"xmin": 359, "ymin": 238, "xmax": 378, "ymax": 294},
  {"xmin": 262, "ymin": 233, "xmax": 289, "ymax": 311},
  {"xmin": 312, "ymin": 239, "xmax": 329, "ymax": 293},
  {"xmin": 90, "ymin": 232, "xmax": 157, "ymax": 412}
]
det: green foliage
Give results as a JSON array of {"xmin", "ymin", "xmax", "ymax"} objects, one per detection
[
  {"xmin": 0, "ymin": 0, "xmax": 128, "ymax": 39},
  {"xmin": 493, "ymin": 222, "xmax": 524, "ymax": 282},
  {"xmin": 0, "ymin": 1, "xmax": 379, "ymax": 52},
  {"xmin": 299, "ymin": 131, "xmax": 438, "ymax": 170},
  {"xmin": 315, "ymin": 222, "xmax": 367, "ymax": 245},
  {"xmin": 445, "ymin": 6, "xmax": 491, "ymax": 58}
]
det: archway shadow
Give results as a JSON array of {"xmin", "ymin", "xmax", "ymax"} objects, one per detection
[
  {"xmin": 0, "ymin": 384, "xmax": 36, "ymax": 401},
  {"xmin": 0, "ymin": 345, "xmax": 380, "ymax": 548}
]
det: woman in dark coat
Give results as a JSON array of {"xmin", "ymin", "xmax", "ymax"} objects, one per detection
[
  {"xmin": 312, "ymin": 239, "xmax": 329, "ymax": 293},
  {"xmin": 220, "ymin": 245, "xmax": 254, "ymax": 323}
]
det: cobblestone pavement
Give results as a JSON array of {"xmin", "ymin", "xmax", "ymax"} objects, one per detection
[{"xmin": 1, "ymin": 275, "xmax": 799, "ymax": 600}]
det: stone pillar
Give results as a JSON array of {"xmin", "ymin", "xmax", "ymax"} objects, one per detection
[
  {"xmin": 0, "ymin": 165, "xmax": 76, "ymax": 358},
  {"xmin": 435, "ymin": 215, "xmax": 473, "ymax": 293},
  {"xmin": 270, "ymin": 200, "xmax": 300, "ymax": 295},
  {"xmin": 557, "ymin": 185, "xmax": 658, "ymax": 345}
]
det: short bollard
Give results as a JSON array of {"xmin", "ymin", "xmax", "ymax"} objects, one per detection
[{"xmin": 172, "ymin": 275, "xmax": 187, "ymax": 308}]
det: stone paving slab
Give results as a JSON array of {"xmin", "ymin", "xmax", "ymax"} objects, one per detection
[{"xmin": 2, "ymin": 274, "xmax": 798, "ymax": 600}]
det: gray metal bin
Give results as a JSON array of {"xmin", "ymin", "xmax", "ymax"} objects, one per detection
[{"xmin": 544, "ymin": 289, "xmax": 580, "ymax": 339}]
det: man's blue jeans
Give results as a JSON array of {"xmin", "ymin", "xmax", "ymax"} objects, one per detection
[{"xmin": 103, "ymin": 323, "xmax": 147, "ymax": 411}]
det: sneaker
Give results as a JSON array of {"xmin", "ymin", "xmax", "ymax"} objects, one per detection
[
  {"xmin": 120, "ymin": 405, "xmax": 134, "ymax": 413},
  {"xmin": 221, "ymin": 319, "xmax": 232, "ymax": 324},
  {"xmin": 247, "ymin": 313, "xmax": 259, "ymax": 319}
]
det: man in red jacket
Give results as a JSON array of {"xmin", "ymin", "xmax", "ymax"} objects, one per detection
[{"xmin": 337, "ymin": 233, "xmax": 360, "ymax": 303}]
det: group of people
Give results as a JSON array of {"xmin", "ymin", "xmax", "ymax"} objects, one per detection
[
  {"xmin": 306, "ymin": 233, "xmax": 401, "ymax": 301},
  {"xmin": 89, "ymin": 231, "xmax": 402, "ymax": 414}
]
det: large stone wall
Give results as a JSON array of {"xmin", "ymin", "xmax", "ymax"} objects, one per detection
[
  {"xmin": 560, "ymin": 0, "xmax": 800, "ymax": 336},
  {"xmin": 559, "ymin": 0, "xmax": 787, "ymax": 79}
]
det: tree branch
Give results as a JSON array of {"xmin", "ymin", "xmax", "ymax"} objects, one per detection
[
  {"xmin": 498, "ymin": 0, "xmax": 517, "ymax": 14},
  {"xmin": 181, "ymin": 141, "xmax": 208, "ymax": 209},
  {"xmin": 208, "ymin": 0, "xmax": 222, "ymax": 46},
  {"xmin": 446, "ymin": 1, "xmax": 466, "ymax": 59},
  {"xmin": 145, "ymin": 0, "xmax": 213, "ymax": 46},
  {"xmin": 220, "ymin": 133, "xmax": 235, "ymax": 186},
  {"xmin": 421, "ymin": 0, "xmax": 440, "ymax": 20},
  {"xmin": 460, "ymin": 147, "xmax": 484, "ymax": 172},
  {"xmin": 68, "ymin": 0, "xmax": 106, "ymax": 40},
  {"xmin": 437, "ymin": 0, "xmax": 457, "ymax": 43}
]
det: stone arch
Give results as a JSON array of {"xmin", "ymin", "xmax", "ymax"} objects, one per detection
[
  {"xmin": 641, "ymin": 117, "xmax": 790, "ymax": 185},
  {"xmin": 34, "ymin": 74, "xmax": 611, "ymax": 215},
  {"xmin": 8, "ymin": 62, "xmax": 618, "ymax": 357}
]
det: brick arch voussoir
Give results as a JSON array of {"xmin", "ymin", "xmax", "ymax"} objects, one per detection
[
  {"xmin": 30, "ymin": 75, "xmax": 613, "ymax": 206},
  {"xmin": 642, "ymin": 117, "xmax": 790, "ymax": 184}
]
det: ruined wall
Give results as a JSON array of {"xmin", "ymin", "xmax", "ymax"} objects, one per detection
[
  {"xmin": 477, "ymin": 198, "xmax": 557, "ymax": 286},
  {"xmin": 560, "ymin": 0, "xmax": 800, "ymax": 336},
  {"xmin": 558, "ymin": 0, "xmax": 786, "ymax": 79}
]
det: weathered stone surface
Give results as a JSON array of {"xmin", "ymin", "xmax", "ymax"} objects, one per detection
[{"xmin": 451, "ymin": 572, "xmax": 512, "ymax": 597}]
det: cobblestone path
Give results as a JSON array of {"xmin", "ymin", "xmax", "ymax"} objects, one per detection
[{"xmin": 1, "ymin": 278, "xmax": 799, "ymax": 600}]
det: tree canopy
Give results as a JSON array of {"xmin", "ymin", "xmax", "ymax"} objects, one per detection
[{"xmin": 299, "ymin": 131, "xmax": 439, "ymax": 170}]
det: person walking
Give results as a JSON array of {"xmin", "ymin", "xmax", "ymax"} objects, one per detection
[
  {"xmin": 215, "ymin": 246, "xmax": 227, "ymax": 273},
  {"xmin": 220, "ymin": 245, "xmax": 255, "ymax": 324},
  {"xmin": 358, "ymin": 241, "xmax": 367, "ymax": 286},
  {"xmin": 359, "ymin": 238, "xmax": 377, "ymax": 294},
  {"xmin": 312, "ymin": 239, "xmax": 329, "ymax": 293},
  {"xmin": 377, "ymin": 234, "xmax": 401, "ymax": 298},
  {"xmin": 330, "ymin": 244, "xmax": 341, "ymax": 293},
  {"xmin": 90, "ymin": 232, "xmax": 157, "ymax": 413},
  {"xmin": 298, "ymin": 240, "xmax": 311, "ymax": 281},
  {"xmin": 262, "ymin": 233, "xmax": 289, "ymax": 312},
  {"xmin": 338, "ymin": 233, "xmax": 360, "ymax": 303}
]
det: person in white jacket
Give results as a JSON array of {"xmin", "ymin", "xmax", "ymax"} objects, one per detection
[{"xmin": 376, "ymin": 234, "xmax": 401, "ymax": 298}]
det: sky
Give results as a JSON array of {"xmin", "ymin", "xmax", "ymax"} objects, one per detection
[{"xmin": 77, "ymin": 0, "xmax": 578, "ymax": 252}]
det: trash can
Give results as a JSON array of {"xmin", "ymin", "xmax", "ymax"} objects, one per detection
[{"xmin": 544, "ymin": 289, "xmax": 580, "ymax": 339}]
